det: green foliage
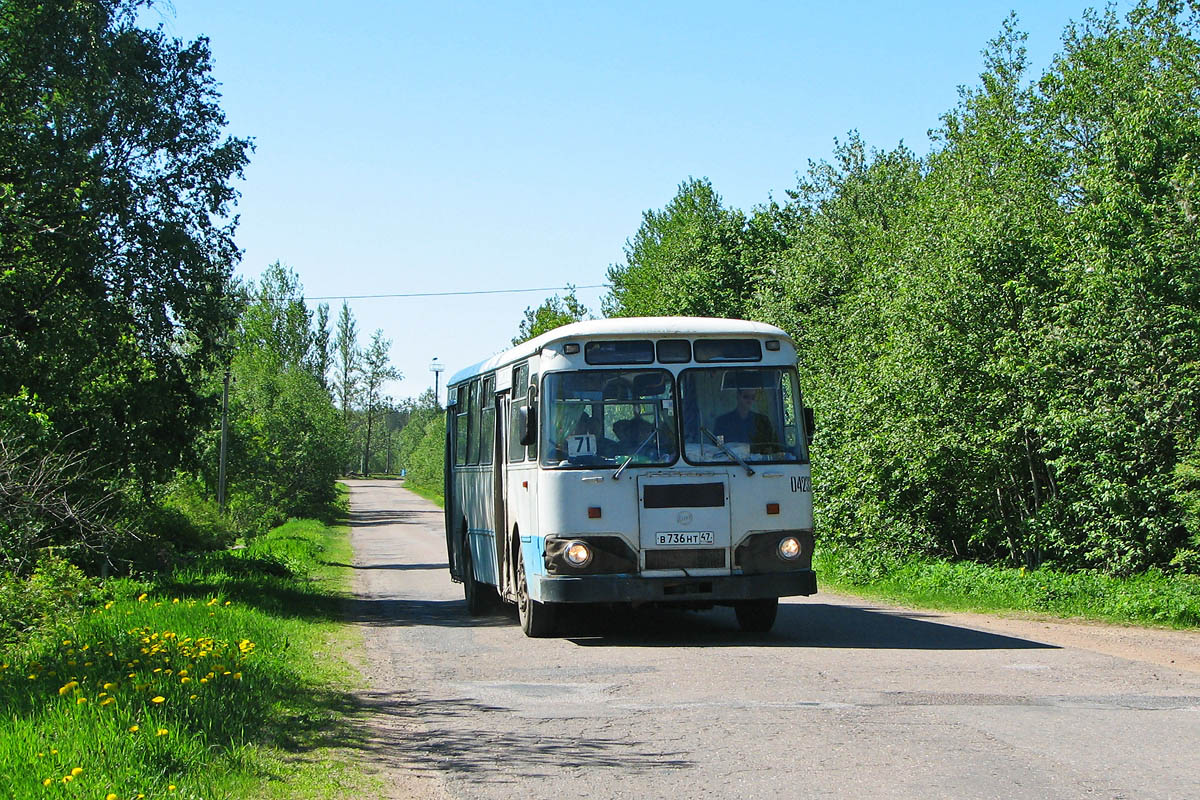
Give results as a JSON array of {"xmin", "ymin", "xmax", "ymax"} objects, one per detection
[
  {"xmin": 211, "ymin": 265, "xmax": 349, "ymax": 534},
  {"xmin": 0, "ymin": 555, "xmax": 101, "ymax": 649},
  {"xmin": 513, "ymin": 285, "xmax": 590, "ymax": 345},
  {"xmin": 816, "ymin": 547, "xmax": 1200, "ymax": 628},
  {"xmin": 0, "ymin": 517, "xmax": 377, "ymax": 799},
  {"xmin": 611, "ymin": 3, "xmax": 1200, "ymax": 578},
  {"xmin": 395, "ymin": 390, "xmax": 446, "ymax": 499},
  {"xmin": 0, "ymin": 0, "xmax": 251, "ymax": 493},
  {"xmin": 604, "ymin": 177, "xmax": 782, "ymax": 319}
]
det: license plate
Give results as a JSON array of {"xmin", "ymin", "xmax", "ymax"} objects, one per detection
[{"xmin": 655, "ymin": 531, "xmax": 715, "ymax": 546}]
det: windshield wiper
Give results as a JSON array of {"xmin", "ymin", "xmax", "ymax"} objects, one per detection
[
  {"xmin": 612, "ymin": 429, "xmax": 659, "ymax": 481},
  {"xmin": 700, "ymin": 426, "xmax": 755, "ymax": 476}
]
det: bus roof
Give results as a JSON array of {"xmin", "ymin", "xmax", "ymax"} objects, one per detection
[{"xmin": 447, "ymin": 316, "xmax": 792, "ymax": 387}]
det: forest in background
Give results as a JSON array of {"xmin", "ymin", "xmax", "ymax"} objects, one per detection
[
  {"xmin": 602, "ymin": 3, "xmax": 1200, "ymax": 577},
  {"xmin": 404, "ymin": 2, "xmax": 1200, "ymax": 580}
]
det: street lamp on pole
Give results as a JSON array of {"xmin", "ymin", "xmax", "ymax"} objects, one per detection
[{"xmin": 430, "ymin": 358, "xmax": 445, "ymax": 407}]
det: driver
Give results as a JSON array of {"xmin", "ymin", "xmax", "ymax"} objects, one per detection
[{"xmin": 713, "ymin": 388, "xmax": 776, "ymax": 452}]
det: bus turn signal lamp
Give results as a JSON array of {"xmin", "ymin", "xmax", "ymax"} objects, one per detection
[
  {"xmin": 565, "ymin": 541, "xmax": 593, "ymax": 567},
  {"xmin": 588, "ymin": 506, "xmax": 602, "ymax": 519},
  {"xmin": 778, "ymin": 536, "xmax": 801, "ymax": 560},
  {"xmin": 766, "ymin": 502, "xmax": 780, "ymax": 515}
]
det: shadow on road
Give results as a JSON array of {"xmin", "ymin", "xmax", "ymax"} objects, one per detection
[
  {"xmin": 343, "ymin": 593, "xmax": 1056, "ymax": 650},
  {"xmin": 562, "ymin": 603, "xmax": 1058, "ymax": 650},
  {"xmin": 348, "ymin": 508, "xmax": 441, "ymax": 528},
  {"xmin": 337, "ymin": 690, "xmax": 694, "ymax": 783}
]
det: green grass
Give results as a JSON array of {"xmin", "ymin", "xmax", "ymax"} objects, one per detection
[
  {"xmin": 0, "ymin": 518, "xmax": 382, "ymax": 800},
  {"xmin": 400, "ymin": 482, "xmax": 443, "ymax": 507},
  {"xmin": 815, "ymin": 548, "xmax": 1200, "ymax": 628}
]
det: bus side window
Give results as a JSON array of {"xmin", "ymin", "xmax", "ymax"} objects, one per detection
[
  {"xmin": 479, "ymin": 375, "xmax": 496, "ymax": 465},
  {"xmin": 468, "ymin": 380, "xmax": 483, "ymax": 464},
  {"xmin": 509, "ymin": 364, "xmax": 528, "ymax": 462},
  {"xmin": 454, "ymin": 387, "xmax": 468, "ymax": 466}
]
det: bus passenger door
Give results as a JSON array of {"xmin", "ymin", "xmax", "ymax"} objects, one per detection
[{"xmin": 493, "ymin": 391, "xmax": 510, "ymax": 598}]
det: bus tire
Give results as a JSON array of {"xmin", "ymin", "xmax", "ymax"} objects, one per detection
[
  {"xmin": 462, "ymin": 534, "xmax": 490, "ymax": 616},
  {"xmin": 516, "ymin": 549, "xmax": 557, "ymax": 637},
  {"xmin": 734, "ymin": 598, "xmax": 778, "ymax": 633}
]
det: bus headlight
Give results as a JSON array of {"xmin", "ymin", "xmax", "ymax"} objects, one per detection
[
  {"xmin": 565, "ymin": 541, "xmax": 593, "ymax": 567},
  {"xmin": 777, "ymin": 536, "xmax": 801, "ymax": 560}
]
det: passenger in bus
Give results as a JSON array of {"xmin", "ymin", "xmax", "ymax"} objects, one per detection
[
  {"xmin": 714, "ymin": 388, "xmax": 777, "ymax": 453},
  {"xmin": 612, "ymin": 414, "xmax": 654, "ymax": 454}
]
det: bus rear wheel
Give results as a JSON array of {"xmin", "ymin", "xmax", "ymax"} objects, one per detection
[
  {"xmin": 734, "ymin": 598, "xmax": 779, "ymax": 633},
  {"xmin": 516, "ymin": 551, "xmax": 558, "ymax": 637},
  {"xmin": 462, "ymin": 535, "xmax": 491, "ymax": 616}
]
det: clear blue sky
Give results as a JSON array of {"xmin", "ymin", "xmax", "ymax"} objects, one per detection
[{"xmin": 152, "ymin": 0, "xmax": 1117, "ymax": 403}]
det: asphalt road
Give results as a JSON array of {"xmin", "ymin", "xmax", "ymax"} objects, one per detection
[{"xmin": 343, "ymin": 479, "xmax": 1200, "ymax": 800}]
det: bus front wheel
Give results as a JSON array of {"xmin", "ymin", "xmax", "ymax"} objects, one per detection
[
  {"xmin": 516, "ymin": 551, "xmax": 558, "ymax": 637},
  {"xmin": 734, "ymin": 598, "xmax": 779, "ymax": 633}
]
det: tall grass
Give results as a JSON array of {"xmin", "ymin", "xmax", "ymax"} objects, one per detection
[
  {"xmin": 815, "ymin": 547, "xmax": 1200, "ymax": 628},
  {"xmin": 0, "ymin": 518, "xmax": 376, "ymax": 800}
]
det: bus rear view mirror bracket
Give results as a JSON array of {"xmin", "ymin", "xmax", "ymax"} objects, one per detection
[
  {"xmin": 518, "ymin": 405, "xmax": 537, "ymax": 446},
  {"xmin": 803, "ymin": 407, "xmax": 815, "ymax": 446}
]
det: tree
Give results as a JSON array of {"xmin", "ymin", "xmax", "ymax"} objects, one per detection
[
  {"xmin": 333, "ymin": 302, "xmax": 360, "ymax": 426},
  {"xmin": 360, "ymin": 330, "xmax": 401, "ymax": 475},
  {"xmin": 603, "ymin": 177, "xmax": 772, "ymax": 320},
  {"xmin": 218, "ymin": 265, "xmax": 348, "ymax": 530},
  {"xmin": 0, "ymin": 0, "xmax": 250, "ymax": 553},
  {"xmin": 513, "ymin": 286, "xmax": 589, "ymax": 345},
  {"xmin": 309, "ymin": 303, "xmax": 333, "ymax": 391}
]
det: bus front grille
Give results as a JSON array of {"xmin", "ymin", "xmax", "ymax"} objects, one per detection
[{"xmin": 644, "ymin": 549, "xmax": 727, "ymax": 570}]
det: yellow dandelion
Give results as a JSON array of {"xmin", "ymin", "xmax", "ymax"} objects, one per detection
[
  {"xmin": 233, "ymin": 672, "xmax": 242, "ymax": 680},
  {"xmin": 189, "ymin": 694, "xmax": 197, "ymax": 700},
  {"xmin": 76, "ymin": 697, "xmax": 87, "ymax": 705},
  {"xmin": 50, "ymin": 749, "xmax": 58, "ymax": 755},
  {"xmin": 71, "ymin": 767, "xmax": 83, "ymax": 776},
  {"xmin": 156, "ymin": 728, "xmax": 169, "ymax": 736},
  {"xmin": 129, "ymin": 725, "xmax": 139, "ymax": 732},
  {"xmin": 58, "ymin": 681, "xmax": 78, "ymax": 695},
  {"xmin": 177, "ymin": 669, "xmax": 188, "ymax": 677},
  {"xmin": 180, "ymin": 677, "xmax": 190, "ymax": 684},
  {"xmin": 61, "ymin": 775, "xmax": 72, "ymax": 784},
  {"xmin": 151, "ymin": 696, "xmax": 165, "ymax": 704},
  {"xmin": 107, "ymin": 794, "xmax": 119, "ymax": 800},
  {"xmin": 137, "ymin": 593, "xmax": 147, "ymax": 602},
  {"xmin": 172, "ymin": 598, "xmax": 179, "ymax": 604},
  {"xmin": 42, "ymin": 778, "xmax": 52, "ymax": 786},
  {"xmin": 100, "ymin": 697, "xmax": 116, "ymax": 706},
  {"xmin": 168, "ymin": 786, "xmax": 176, "ymax": 792},
  {"xmin": 103, "ymin": 682, "xmax": 116, "ymax": 691},
  {"xmin": 104, "ymin": 601, "xmax": 114, "ymax": 609}
]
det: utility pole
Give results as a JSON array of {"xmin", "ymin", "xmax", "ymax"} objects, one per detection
[{"xmin": 430, "ymin": 357, "xmax": 445, "ymax": 407}]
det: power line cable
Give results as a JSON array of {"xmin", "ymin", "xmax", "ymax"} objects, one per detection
[{"xmin": 303, "ymin": 283, "xmax": 608, "ymax": 301}]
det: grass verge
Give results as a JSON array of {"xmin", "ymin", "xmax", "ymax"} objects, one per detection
[
  {"xmin": 0, "ymin": 516, "xmax": 381, "ymax": 800},
  {"xmin": 815, "ymin": 547, "xmax": 1200, "ymax": 628}
]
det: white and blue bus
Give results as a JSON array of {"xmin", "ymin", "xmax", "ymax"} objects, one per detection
[{"xmin": 443, "ymin": 317, "xmax": 816, "ymax": 637}]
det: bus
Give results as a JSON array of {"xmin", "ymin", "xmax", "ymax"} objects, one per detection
[{"xmin": 443, "ymin": 317, "xmax": 816, "ymax": 637}]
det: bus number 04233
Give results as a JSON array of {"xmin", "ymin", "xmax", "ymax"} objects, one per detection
[{"xmin": 790, "ymin": 476, "xmax": 812, "ymax": 493}]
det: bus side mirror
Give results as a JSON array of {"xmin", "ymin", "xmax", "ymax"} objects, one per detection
[
  {"xmin": 518, "ymin": 405, "xmax": 537, "ymax": 446},
  {"xmin": 803, "ymin": 407, "xmax": 815, "ymax": 446}
]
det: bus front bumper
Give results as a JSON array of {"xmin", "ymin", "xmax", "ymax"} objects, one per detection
[{"xmin": 534, "ymin": 570, "xmax": 817, "ymax": 605}]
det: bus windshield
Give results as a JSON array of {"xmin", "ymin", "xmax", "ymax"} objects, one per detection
[
  {"xmin": 679, "ymin": 367, "xmax": 806, "ymax": 464},
  {"xmin": 541, "ymin": 370, "xmax": 678, "ymax": 468}
]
